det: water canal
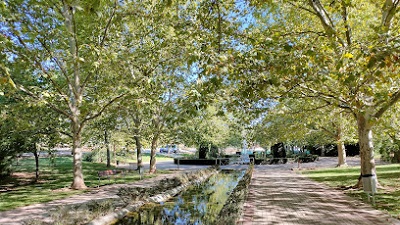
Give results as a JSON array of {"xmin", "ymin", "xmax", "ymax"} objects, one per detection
[{"xmin": 114, "ymin": 169, "xmax": 246, "ymax": 225}]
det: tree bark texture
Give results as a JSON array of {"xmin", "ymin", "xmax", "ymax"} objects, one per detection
[
  {"xmin": 320, "ymin": 145, "xmax": 325, "ymax": 157},
  {"xmin": 356, "ymin": 114, "xmax": 378, "ymax": 184},
  {"xmin": 62, "ymin": 2, "xmax": 87, "ymax": 190},
  {"xmin": 134, "ymin": 135, "xmax": 143, "ymax": 170},
  {"xmin": 33, "ymin": 148, "xmax": 39, "ymax": 182},
  {"xmin": 105, "ymin": 129, "xmax": 111, "ymax": 167},
  {"xmin": 336, "ymin": 126, "xmax": 347, "ymax": 167},
  {"xmin": 71, "ymin": 120, "xmax": 87, "ymax": 189},
  {"xmin": 149, "ymin": 134, "xmax": 158, "ymax": 174}
]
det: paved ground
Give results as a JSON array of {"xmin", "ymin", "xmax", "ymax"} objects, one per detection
[
  {"xmin": 239, "ymin": 158, "xmax": 400, "ymax": 225},
  {"xmin": 239, "ymin": 168, "xmax": 400, "ymax": 225},
  {"xmin": 0, "ymin": 157, "xmax": 399, "ymax": 225}
]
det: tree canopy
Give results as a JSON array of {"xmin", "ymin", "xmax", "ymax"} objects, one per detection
[{"xmin": 1, "ymin": 0, "xmax": 399, "ymax": 190}]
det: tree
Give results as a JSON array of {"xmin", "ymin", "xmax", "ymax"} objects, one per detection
[
  {"xmin": 84, "ymin": 114, "xmax": 120, "ymax": 167},
  {"xmin": 114, "ymin": 95, "xmax": 152, "ymax": 171},
  {"xmin": 259, "ymin": 98, "xmax": 357, "ymax": 166},
  {"xmin": 120, "ymin": 0, "xmax": 207, "ymax": 173},
  {"xmin": 17, "ymin": 107, "xmax": 62, "ymax": 182},
  {"xmin": 0, "ymin": 96, "xmax": 63, "ymax": 180},
  {"xmin": 120, "ymin": 104, "xmax": 146, "ymax": 170},
  {"xmin": 0, "ymin": 110, "xmax": 25, "ymax": 178},
  {"xmin": 178, "ymin": 105, "xmax": 241, "ymax": 151},
  {"xmin": 1, "ymin": 0, "xmax": 125, "ymax": 189},
  {"xmin": 229, "ymin": 0, "xmax": 400, "ymax": 187}
]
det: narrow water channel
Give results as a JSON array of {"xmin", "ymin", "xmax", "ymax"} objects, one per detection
[{"xmin": 115, "ymin": 170, "xmax": 245, "ymax": 225}]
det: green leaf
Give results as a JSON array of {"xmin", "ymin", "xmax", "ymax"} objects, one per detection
[{"xmin": 284, "ymin": 44, "xmax": 293, "ymax": 52}]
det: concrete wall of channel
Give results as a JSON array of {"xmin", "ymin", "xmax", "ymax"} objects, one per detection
[{"xmin": 218, "ymin": 164, "xmax": 254, "ymax": 224}]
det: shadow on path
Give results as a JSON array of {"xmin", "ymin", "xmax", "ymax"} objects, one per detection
[{"xmin": 239, "ymin": 166, "xmax": 400, "ymax": 225}]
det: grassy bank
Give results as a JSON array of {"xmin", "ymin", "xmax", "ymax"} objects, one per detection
[
  {"xmin": 0, "ymin": 156, "xmax": 170, "ymax": 211},
  {"xmin": 301, "ymin": 164, "xmax": 400, "ymax": 219}
]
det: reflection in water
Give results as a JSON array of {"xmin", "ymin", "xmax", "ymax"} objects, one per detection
[{"xmin": 115, "ymin": 170, "xmax": 245, "ymax": 225}]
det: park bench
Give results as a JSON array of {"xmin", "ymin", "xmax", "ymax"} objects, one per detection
[{"xmin": 97, "ymin": 169, "xmax": 124, "ymax": 187}]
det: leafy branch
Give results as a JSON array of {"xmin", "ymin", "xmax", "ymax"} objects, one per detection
[
  {"xmin": 374, "ymin": 89, "xmax": 400, "ymax": 119},
  {"xmin": 17, "ymin": 84, "xmax": 71, "ymax": 119},
  {"xmin": 80, "ymin": 92, "xmax": 127, "ymax": 130}
]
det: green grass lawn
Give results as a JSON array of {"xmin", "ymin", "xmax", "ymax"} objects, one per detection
[
  {"xmin": 301, "ymin": 164, "xmax": 400, "ymax": 219},
  {"xmin": 0, "ymin": 156, "xmax": 171, "ymax": 211}
]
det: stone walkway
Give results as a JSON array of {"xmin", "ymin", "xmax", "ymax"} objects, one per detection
[{"xmin": 239, "ymin": 165, "xmax": 400, "ymax": 225}]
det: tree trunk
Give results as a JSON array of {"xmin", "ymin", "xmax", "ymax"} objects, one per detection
[
  {"xmin": 63, "ymin": 3, "xmax": 86, "ymax": 190},
  {"xmin": 133, "ymin": 115, "xmax": 143, "ymax": 170},
  {"xmin": 337, "ymin": 140, "xmax": 347, "ymax": 167},
  {"xmin": 356, "ymin": 114, "xmax": 378, "ymax": 187},
  {"xmin": 336, "ymin": 126, "xmax": 347, "ymax": 167},
  {"xmin": 394, "ymin": 151, "xmax": 400, "ymax": 163},
  {"xmin": 105, "ymin": 129, "xmax": 111, "ymax": 167},
  {"xmin": 320, "ymin": 145, "xmax": 325, "ymax": 157},
  {"xmin": 71, "ymin": 121, "xmax": 87, "ymax": 190},
  {"xmin": 113, "ymin": 143, "xmax": 117, "ymax": 165},
  {"xmin": 149, "ymin": 134, "xmax": 158, "ymax": 174},
  {"xmin": 134, "ymin": 135, "xmax": 143, "ymax": 170},
  {"xmin": 33, "ymin": 147, "xmax": 39, "ymax": 182}
]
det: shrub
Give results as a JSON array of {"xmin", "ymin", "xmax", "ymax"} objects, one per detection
[
  {"xmin": 0, "ymin": 156, "xmax": 13, "ymax": 178},
  {"xmin": 375, "ymin": 138, "xmax": 400, "ymax": 163},
  {"xmin": 294, "ymin": 153, "xmax": 319, "ymax": 163},
  {"xmin": 83, "ymin": 147, "xmax": 106, "ymax": 163},
  {"xmin": 198, "ymin": 142, "xmax": 219, "ymax": 159}
]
